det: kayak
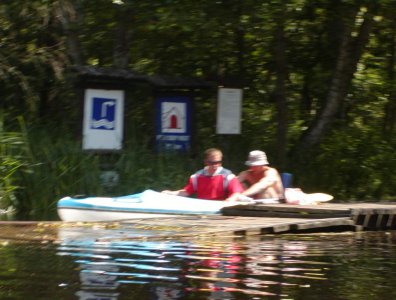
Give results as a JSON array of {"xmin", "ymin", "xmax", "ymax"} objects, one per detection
[
  {"xmin": 57, "ymin": 189, "xmax": 232, "ymax": 222},
  {"xmin": 57, "ymin": 188, "xmax": 334, "ymax": 222}
]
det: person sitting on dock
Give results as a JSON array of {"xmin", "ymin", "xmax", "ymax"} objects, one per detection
[
  {"xmin": 229, "ymin": 150, "xmax": 285, "ymax": 202},
  {"xmin": 161, "ymin": 148, "xmax": 244, "ymax": 201},
  {"xmin": 230, "ymin": 150, "xmax": 334, "ymax": 205}
]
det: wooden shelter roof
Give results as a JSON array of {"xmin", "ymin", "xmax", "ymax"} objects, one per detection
[{"xmin": 72, "ymin": 65, "xmax": 215, "ymax": 89}]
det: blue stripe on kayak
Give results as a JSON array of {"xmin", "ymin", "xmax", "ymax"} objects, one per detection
[
  {"xmin": 115, "ymin": 193, "xmax": 143, "ymax": 200},
  {"xmin": 57, "ymin": 198, "xmax": 221, "ymax": 214}
]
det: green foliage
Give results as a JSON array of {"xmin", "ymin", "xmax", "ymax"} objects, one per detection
[
  {"xmin": 0, "ymin": 0, "xmax": 396, "ymax": 220},
  {"xmin": 295, "ymin": 125, "xmax": 396, "ymax": 201},
  {"xmin": 0, "ymin": 116, "xmax": 29, "ymax": 210},
  {"xmin": 115, "ymin": 148, "xmax": 194, "ymax": 194}
]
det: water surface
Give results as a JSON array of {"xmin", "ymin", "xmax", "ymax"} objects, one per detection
[{"xmin": 1, "ymin": 228, "xmax": 396, "ymax": 299}]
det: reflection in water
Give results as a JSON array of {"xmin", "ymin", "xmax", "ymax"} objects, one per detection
[
  {"xmin": 57, "ymin": 237, "xmax": 187, "ymax": 299},
  {"xmin": 0, "ymin": 228, "xmax": 396, "ymax": 299},
  {"xmin": 57, "ymin": 228, "xmax": 334, "ymax": 299}
]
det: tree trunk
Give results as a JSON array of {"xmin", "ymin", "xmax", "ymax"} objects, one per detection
[
  {"xmin": 297, "ymin": 7, "xmax": 374, "ymax": 152},
  {"xmin": 235, "ymin": 0, "xmax": 245, "ymax": 79},
  {"xmin": 113, "ymin": 6, "xmax": 134, "ymax": 69},
  {"xmin": 55, "ymin": 0, "xmax": 84, "ymax": 66},
  {"xmin": 273, "ymin": 3, "xmax": 288, "ymax": 170}
]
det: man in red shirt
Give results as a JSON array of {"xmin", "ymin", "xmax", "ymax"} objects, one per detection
[{"xmin": 162, "ymin": 148, "xmax": 243, "ymax": 201}]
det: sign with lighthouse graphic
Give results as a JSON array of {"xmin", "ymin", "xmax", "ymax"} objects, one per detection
[{"xmin": 156, "ymin": 96, "xmax": 191, "ymax": 151}]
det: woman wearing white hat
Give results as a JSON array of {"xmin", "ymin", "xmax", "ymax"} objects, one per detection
[{"xmin": 236, "ymin": 150, "xmax": 285, "ymax": 201}]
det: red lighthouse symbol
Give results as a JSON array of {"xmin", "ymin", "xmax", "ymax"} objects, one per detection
[
  {"xmin": 169, "ymin": 114, "xmax": 178, "ymax": 129},
  {"xmin": 164, "ymin": 106, "xmax": 181, "ymax": 129}
]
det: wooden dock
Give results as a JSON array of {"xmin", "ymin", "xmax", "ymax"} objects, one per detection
[
  {"xmin": 1, "ymin": 202, "xmax": 396, "ymax": 242},
  {"xmin": 221, "ymin": 201, "xmax": 396, "ymax": 231}
]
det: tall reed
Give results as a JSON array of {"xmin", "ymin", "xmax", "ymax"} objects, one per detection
[
  {"xmin": 0, "ymin": 116, "xmax": 29, "ymax": 212},
  {"xmin": 10, "ymin": 125, "xmax": 198, "ymax": 220},
  {"xmin": 16, "ymin": 130, "xmax": 103, "ymax": 220}
]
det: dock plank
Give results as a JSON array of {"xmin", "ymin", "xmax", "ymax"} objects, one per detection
[
  {"xmin": 1, "ymin": 202, "xmax": 396, "ymax": 242},
  {"xmin": 119, "ymin": 215, "xmax": 356, "ymax": 238}
]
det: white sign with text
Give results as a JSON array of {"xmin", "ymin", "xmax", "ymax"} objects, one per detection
[{"xmin": 216, "ymin": 88, "xmax": 242, "ymax": 134}]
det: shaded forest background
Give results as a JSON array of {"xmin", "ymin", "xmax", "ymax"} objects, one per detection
[{"xmin": 1, "ymin": 0, "xmax": 396, "ymax": 219}]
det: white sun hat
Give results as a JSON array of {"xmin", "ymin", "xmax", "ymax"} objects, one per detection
[{"xmin": 245, "ymin": 150, "xmax": 269, "ymax": 166}]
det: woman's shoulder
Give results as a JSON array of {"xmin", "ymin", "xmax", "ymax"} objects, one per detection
[
  {"xmin": 237, "ymin": 170, "xmax": 250, "ymax": 178},
  {"xmin": 266, "ymin": 166, "xmax": 280, "ymax": 174}
]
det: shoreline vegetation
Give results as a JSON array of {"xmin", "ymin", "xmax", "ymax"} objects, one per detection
[{"xmin": 1, "ymin": 119, "xmax": 395, "ymax": 221}]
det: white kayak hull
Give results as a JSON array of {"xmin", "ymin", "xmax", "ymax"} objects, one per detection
[
  {"xmin": 57, "ymin": 207, "xmax": 177, "ymax": 222},
  {"xmin": 57, "ymin": 189, "xmax": 229, "ymax": 222}
]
